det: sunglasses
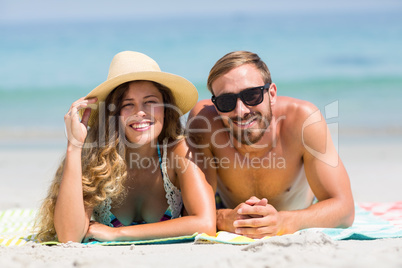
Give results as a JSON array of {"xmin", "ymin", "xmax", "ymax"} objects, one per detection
[{"xmin": 211, "ymin": 83, "xmax": 271, "ymax": 113}]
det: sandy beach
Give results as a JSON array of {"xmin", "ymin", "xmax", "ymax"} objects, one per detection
[
  {"xmin": 1, "ymin": 0, "xmax": 402, "ymax": 265},
  {"xmin": 0, "ymin": 234, "xmax": 402, "ymax": 268},
  {"xmin": 1, "ymin": 129, "xmax": 402, "ymax": 267}
]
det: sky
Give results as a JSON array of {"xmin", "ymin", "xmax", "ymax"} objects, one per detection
[{"xmin": 1, "ymin": 0, "xmax": 402, "ymax": 23}]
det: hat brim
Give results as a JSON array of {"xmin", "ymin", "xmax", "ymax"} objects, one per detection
[{"xmin": 81, "ymin": 71, "xmax": 198, "ymax": 126}]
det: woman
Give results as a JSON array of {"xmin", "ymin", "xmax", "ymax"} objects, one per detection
[{"xmin": 35, "ymin": 51, "xmax": 216, "ymax": 243}]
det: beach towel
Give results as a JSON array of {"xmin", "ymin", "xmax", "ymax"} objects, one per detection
[
  {"xmin": 41, "ymin": 233, "xmax": 198, "ymax": 246},
  {"xmin": 316, "ymin": 202, "xmax": 402, "ymax": 240},
  {"xmin": 1, "ymin": 202, "xmax": 402, "ymax": 246},
  {"xmin": 195, "ymin": 202, "xmax": 402, "ymax": 244},
  {"xmin": 359, "ymin": 202, "xmax": 402, "ymax": 229},
  {"xmin": 0, "ymin": 209, "xmax": 196, "ymax": 246},
  {"xmin": 0, "ymin": 209, "xmax": 37, "ymax": 246}
]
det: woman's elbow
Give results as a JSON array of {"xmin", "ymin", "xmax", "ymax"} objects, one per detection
[
  {"xmin": 196, "ymin": 214, "xmax": 216, "ymax": 235},
  {"xmin": 55, "ymin": 225, "xmax": 87, "ymax": 243},
  {"xmin": 57, "ymin": 233, "xmax": 84, "ymax": 243}
]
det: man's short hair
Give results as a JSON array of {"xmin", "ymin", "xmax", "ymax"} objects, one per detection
[{"xmin": 207, "ymin": 51, "xmax": 272, "ymax": 94}]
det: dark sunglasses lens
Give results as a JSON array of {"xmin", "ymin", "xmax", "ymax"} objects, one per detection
[
  {"xmin": 216, "ymin": 95, "xmax": 237, "ymax": 112},
  {"xmin": 242, "ymin": 88, "xmax": 263, "ymax": 106}
]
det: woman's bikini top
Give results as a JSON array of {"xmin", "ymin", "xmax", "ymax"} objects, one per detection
[{"xmin": 92, "ymin": 139, "xmax": 183, "ymax": 226}]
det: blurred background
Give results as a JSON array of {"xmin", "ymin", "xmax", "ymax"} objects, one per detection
[{"xmin": 0, "ymin": 0, "xmax": 401, "ymax": 207}]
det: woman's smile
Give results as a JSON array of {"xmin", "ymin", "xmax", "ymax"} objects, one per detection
[{"xmin": 129, "ymin": 121, "xmax": 154, "ymax": 131}]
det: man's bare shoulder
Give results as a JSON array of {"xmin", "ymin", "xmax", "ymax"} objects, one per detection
[
  {"xmin": 187, "ymin": 99, "xmax": 222, "ymax": 130},
  {"xmin": 189, "ymin": 99, "xmax": 217, "ymax": 118},
  {"xmin": 187, "ymin": 99, "xmax": 223, "ymax": 146},
  {"xmin": 276, "ymin": 95, "xmax": 334, "ymax": 159},
  {"xmin": 275, "ymin": 96, "xmax": 321, "ymax": 147},
  {"xmin": 276, "ymin": 96, "xmax": 319, "ymax": 125}
]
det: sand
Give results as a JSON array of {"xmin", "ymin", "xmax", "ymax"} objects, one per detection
[
  {"xmin": 1, "ymin": 232, "xmax": 402, "ymax": 268},
  {"xmin": 1, "ymin": 131, "xmax": 402, "ymax": 267}
]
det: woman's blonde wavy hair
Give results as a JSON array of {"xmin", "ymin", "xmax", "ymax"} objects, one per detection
[{"xmin": 34, "ymin": 80, "xmax": 183, "ymax": 242}]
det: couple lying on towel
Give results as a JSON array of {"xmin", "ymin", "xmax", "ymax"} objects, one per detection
[{"xmin": 35, "ymin": 51, "xmax": 354, "ymax": 243}]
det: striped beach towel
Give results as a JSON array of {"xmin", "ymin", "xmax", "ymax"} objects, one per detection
[
  {"xmin": 359, "ymin": 202, "xmax": 402, "ymax": 229},
  {"xmin": 0, "ymin": 209, "xmax": 38, "ymax": 246},
  {"xmin": 0, "ymin": 208, "xmax": 196, "ymax": 246},
  {"xmin": 195, "ymin": 202, "xmax": 402, "ymax": 244},
  {"xmin": 2, "ymin": 202, "xmax": 402, "ymax": 246},
  {"xmin": 311, "ymin": 203, "xmax": 402, "ymax": 240}
]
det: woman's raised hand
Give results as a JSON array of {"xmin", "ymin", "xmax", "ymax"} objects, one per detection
[{"xmin": 64, "ymin": 97, "xmax": 97, "ymax": 149}]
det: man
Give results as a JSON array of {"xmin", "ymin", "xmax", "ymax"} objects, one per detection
[{"xmin": 187, "ymin": 51, "xmax": 354, "ymax": 238}]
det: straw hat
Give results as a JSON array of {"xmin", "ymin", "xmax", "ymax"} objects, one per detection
[{"xmin": 81, "ymin": 51, "xmax": 198, "ymax": 126}]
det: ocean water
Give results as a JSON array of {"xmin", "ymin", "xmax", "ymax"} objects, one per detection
[{"xmin": 1, "ymin": 10, "xmax": 401, "ymax": 138}]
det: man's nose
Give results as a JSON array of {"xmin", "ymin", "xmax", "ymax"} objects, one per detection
[{"xmin": 233, "ymin": 98, "xmax": 250, "ymax": 118}]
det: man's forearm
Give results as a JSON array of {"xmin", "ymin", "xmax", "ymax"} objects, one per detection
[{"xmin": 278, "ymin": 198, "xmax": 355, "ymax": 234}]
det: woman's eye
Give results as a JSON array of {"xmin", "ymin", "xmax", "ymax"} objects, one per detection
[
  {"xmin": 146, "ymin": 100, "xmax": 157, "ymax": 104},
  {"xmin": 122, "ymin": 103, "xmax": 134, "ymax": 108}
]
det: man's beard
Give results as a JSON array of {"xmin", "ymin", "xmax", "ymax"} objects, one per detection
[{"xmin": 226, "ymin": 109, "xmax": 272, "ymax": 145}]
